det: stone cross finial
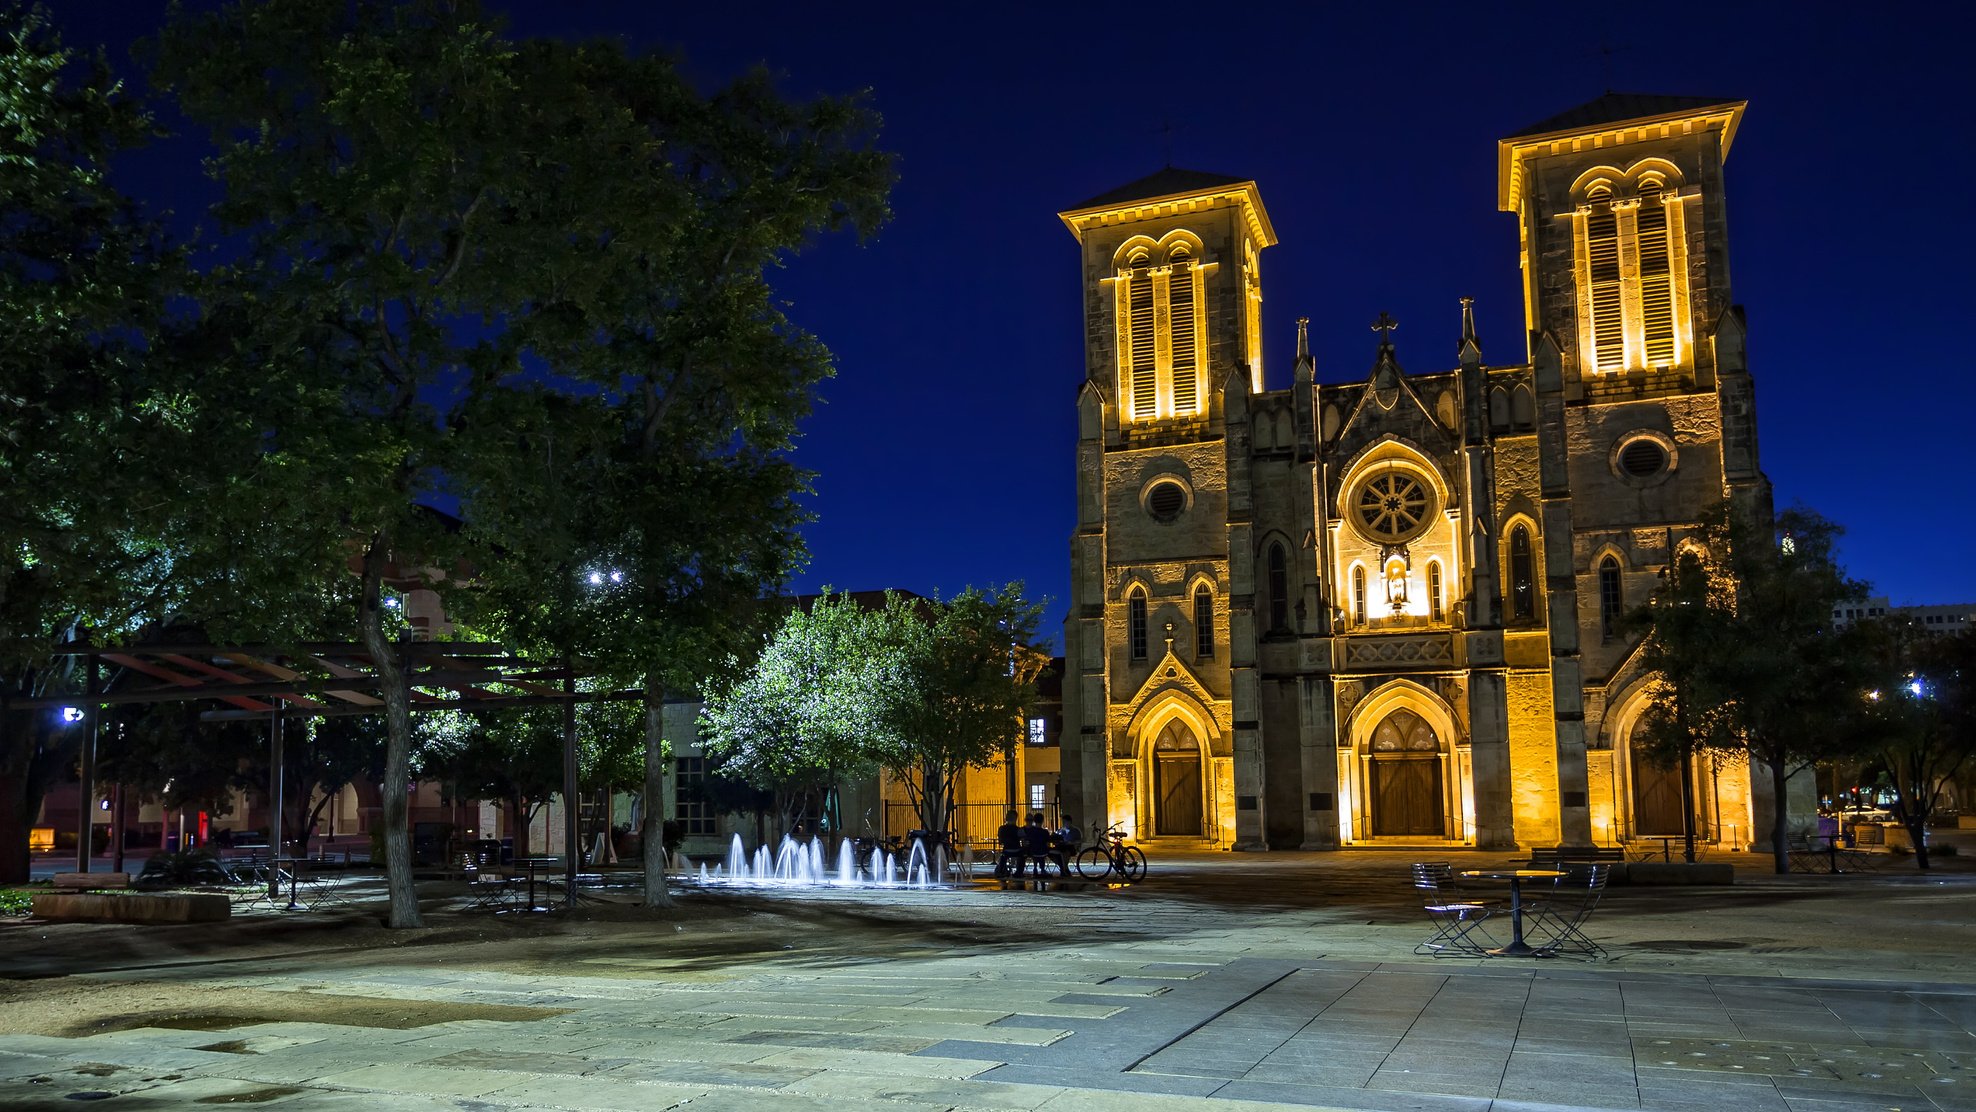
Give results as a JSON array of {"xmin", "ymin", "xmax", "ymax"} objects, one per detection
[{"xmin": 1371, "ymin": 312, "xmax": 1398, "ymax": 339}]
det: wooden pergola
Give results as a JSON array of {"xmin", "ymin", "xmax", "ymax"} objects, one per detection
[{"xmin": 23, "ymin": 638, "xmax": 639, "ymax": 905}]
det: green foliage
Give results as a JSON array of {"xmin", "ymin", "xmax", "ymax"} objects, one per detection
[
  {"xmin": 1635, "ymin": 503, "xmax": 1869, "ymax": 870},
  {"xmin": 0, "ymin": 887, "xmax": 32, "ymax": 916},
  {"xmin": 1850, "ymin": 622, "xmax": 1976, "ymax": 869},
  {"xmin": 135, "ymin": 849, "xmax": 235, "ymax": 889},
  {"xmin": 0, "ymin": 5, "xmax": 190, "ymax": 884},
  {"xmin": 701, "ymin": 585, "xmax": 1045, "ymax": 837}
]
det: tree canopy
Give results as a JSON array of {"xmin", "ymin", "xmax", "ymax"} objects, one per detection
[
  {"xmin": 700, "ymin": 585, "xmax": 1044, "ymax": 841},
  {"xmin": 1634, "ymin": 503, "xmax": 1868, "ymax": 873}
]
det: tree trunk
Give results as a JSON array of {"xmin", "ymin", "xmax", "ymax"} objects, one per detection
[
  {"xmin": 508, "ymin": 797, "xmax": 529, "ymax": 858},
  {"xmin": 0, "ymin": 768, "xmax": 29, "ymax": 885},
  {"xmin": 359, "ymin": 534, "xmax": 422, "ymax": 928},
  {"xmin": 640, "ymin": 674, "xmax": 674, "ymax": 908},
  {"xmin": 1768, "ymin": 756, "xmax": 1791, "ymax": 875}
]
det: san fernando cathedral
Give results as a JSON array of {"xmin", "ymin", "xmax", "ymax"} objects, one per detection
[{"xmin": 1058, "ymin": 94, "xmax": 1780, "ymax": 852}]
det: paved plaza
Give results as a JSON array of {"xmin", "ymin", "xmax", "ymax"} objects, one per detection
[{"xmin": 5, "ymin": 847, "xmax": 1976, "ymax": 1111}]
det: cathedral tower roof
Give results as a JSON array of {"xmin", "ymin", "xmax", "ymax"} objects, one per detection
[
  {"xmin": 1496, "ymin": 92, "xmax": 1745, "ymax": 212},
  {"xmin": 1058, "ymin": 169, "xmax": 1276, "ymax": 247}
]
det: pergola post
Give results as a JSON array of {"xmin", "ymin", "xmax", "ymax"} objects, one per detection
[
  {"xmin": 74, "ymin": 655, "xmax": 98, "ymax": 874},
  {"xmin": 563, "ymin": 669, "xmax": 579, "ymax": 908},
  {"xmin": 268, "ymin": 702, "xmax": 284, "ymax": 899}
]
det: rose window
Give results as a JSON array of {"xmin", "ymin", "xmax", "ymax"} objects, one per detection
[{"xmin": 1352, "ymin": 471, "xmax": 1434, "ymax": 543}]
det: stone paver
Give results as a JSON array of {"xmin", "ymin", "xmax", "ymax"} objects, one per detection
[{"xmin": 6, "ymin": 847, "xmax": 1976, "ymax": 1110}]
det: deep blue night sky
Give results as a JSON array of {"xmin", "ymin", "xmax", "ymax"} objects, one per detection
[{"xmin": 54, "ymin": 2, "xmax": 1976, "ymax": 646}]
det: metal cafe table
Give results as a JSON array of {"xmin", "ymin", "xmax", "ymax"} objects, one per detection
[
  {"xmin": 1459, "ymin": 868, "xmax": 1564, "ymax": 956},
  {"xmin": 514, "ymin": 856, "xmax": 563, "ymax": 911}
]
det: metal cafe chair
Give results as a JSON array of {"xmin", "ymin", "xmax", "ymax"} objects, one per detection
[
  {"xmin": 1523, "ymin": 863, "xmax": 1610, "ymax": 959},
  {"xmin": 1411, "ymin": 862, "xmax": 1501, "ymax": 957}
]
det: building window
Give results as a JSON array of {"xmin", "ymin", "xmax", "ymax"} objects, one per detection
[
  {"xmin": 1128, "ymin": 588, "xmax": 1148, "ymax": 660},
  {"xmin": 1599, "ymin": 555, "xmax": 1623, "ymax": 639},
  {"xmin": 1267, "ymin": 543, "xmax": 1289, "ymax": 632},
  {"xmin": 1509, "ymin": 525, "xmax": 1536, "ymax": 622},
  {"xmin": 1579, "ymin": 175, "xmax": 1686, "ymax": 373},
  {"xmin": 674, "ymin": 756, "xmax": 716, "ymax": 837},
  {"xmin": 1585, "ymin": 188, "xmax": 1623, "ymax": 371},
  {"xmin": 1193, "ymin": 585, "xmax": 1214, "ymax": 657},
  {"xmin": 1028, "ymin": 783, "xmax": 1048, "ymax": 812},
  {"xmin": 1428, "ymin": 562, "xmax": 1444, "ymax": 622},
  {"xmin": 1352, "ymin": 566, "xmax": 1367, "ymax": 626},
  {"xmin": 1115, "ymin": 236, "xmax": 1207, "ymax": 422},
  {"xmin": 1027, "ymin": 717, "xmax": 1047, "ymax": 746}
]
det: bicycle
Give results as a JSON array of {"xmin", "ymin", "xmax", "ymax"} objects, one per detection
[{"xmin": 1074, "ymin": 823, "xmax": 1147, "ymax": 881}]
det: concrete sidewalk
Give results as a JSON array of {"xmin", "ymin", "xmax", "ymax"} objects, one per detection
[{"xmin": 3, "ymin": 847, "xmax": 1974, "ymax": 1111}]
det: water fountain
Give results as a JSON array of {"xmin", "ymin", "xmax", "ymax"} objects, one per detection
[{"xmin": 684, "ymin": 833, "xmax": 947, "ymax": 889}]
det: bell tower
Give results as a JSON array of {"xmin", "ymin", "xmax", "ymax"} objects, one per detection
[
  {"xmin": 1058, "ymin": 170, "xmax": 1276, "ymax": 431},
  {"xmin": 1499, "ymin": 94, "xmax": 1745, "ymax": 397}
]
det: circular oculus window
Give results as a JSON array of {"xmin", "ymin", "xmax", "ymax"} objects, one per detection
[
  {"xmin": 1611, "ymin": 433, "xmax": 1676, "ymax": 484},
  {"xmin": 1144, "ymin": 480, "xmax": 1188, "ymax": 522},
  {"xmin": 1351, "ymin": 470, "xmax": 1435, "ymax": 543}
]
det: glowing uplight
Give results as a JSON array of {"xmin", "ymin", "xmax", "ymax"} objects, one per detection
[
  {"xmin": 587, "ymin": 571, "xmax": 604, "ymax": 586},
  {"xmin": 60, "ymin": 706, "xmax": 84, "ymax": 723}
]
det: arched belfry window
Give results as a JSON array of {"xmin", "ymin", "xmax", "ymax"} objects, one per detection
[
  {"xmin": 1128, "ymin": 587, "xmax": 1149, "ymax": 660},
  {"xmin": 1577, "ymin": 171, "xmax": 1687, "ymax": 373},
  {"xmin": 1599, "ymin": 555, "xmax": 1623, "ymax": 639},
  {"xmin": 1509, "ymin": 525, "xmax": 1536, "ymax": 622},
  {"xmin": 1636, "ymin": 180, "xmax": 1676, "ymax": 366},
  {"xmin": 1168, "ymin": 245, "xmax": 1199, "ymax": 414},
  {"xmin": 1193, "ymin": 584, "xmax": 1214, "ymax": 657},
  {"xmin": 1584, "ymin": 186, "xmax": 1623, "ymax": 372},
  {"xmin": 1125, "ymin": 250, "xmax": 1157, "ymax": 419},
  {"xmin": 1267, "ymin": 543, "xmax": 1289, "ymax": 633},
  {"xmin": 1115, "ymin": 236, "xmax": 1208, "ymax": 422}
]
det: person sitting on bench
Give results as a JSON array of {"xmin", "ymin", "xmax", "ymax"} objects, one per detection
[
  {"xmin": 1052, "ymin": 815, "xmax": 1082, "ymax": 876},
  {"xmin": 994, "ymin": 810, "xmax": 1025, "ymax": 878},
  {"xmin": 1021, "ymin": 812, "xmax": 1057, "ymax": 877}
]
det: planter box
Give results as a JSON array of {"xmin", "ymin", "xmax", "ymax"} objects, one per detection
[
  {"xmin": 32, "ymin": 891, "xmax": 229, "ymax": 924},
  {"xmin": 1627, "ymin": 862, "xmax": 1735, "ymax": 886}
]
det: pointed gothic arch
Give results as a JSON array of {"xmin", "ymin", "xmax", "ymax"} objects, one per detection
[{"xmin": 1341, "ymin": 680, "xmax": 1467, "ymax": 844}]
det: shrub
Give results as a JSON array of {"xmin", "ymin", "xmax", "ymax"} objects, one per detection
[{"xmin": 135, "ymin": 850, "xmax": 236, "ymax": 889}]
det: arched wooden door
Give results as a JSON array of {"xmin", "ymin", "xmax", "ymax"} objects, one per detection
[
  {"xmin": 1369, "ymin": 709, "xmax": 1443, "ymax": 837},
  {"xmin": 1631, "ymin": 738, "xmax": 1685, "ymax": 836},
  {"xmin": 1152, "ymin": 720, "xmax": 1204, "ymax": 836}
]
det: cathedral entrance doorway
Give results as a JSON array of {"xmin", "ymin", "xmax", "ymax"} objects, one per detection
[
  {"xmin": 1631, "ymin": 744, "xmax": 1686, "ymax": 836},
  {"xmin": 1368, "ymin": 709, "xmax": 1443, "ymax": 838},
  {"xmin": 1152, "ymin": 720, "xmax": 1204, "ymax": 837}
]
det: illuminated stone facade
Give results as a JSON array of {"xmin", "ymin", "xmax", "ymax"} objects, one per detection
[{"xmin": 1059, "ymin": 95, "xmax": 1780, "ymax": 850}]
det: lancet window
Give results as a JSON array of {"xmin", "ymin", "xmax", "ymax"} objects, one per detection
[
  {"xmin": 1115, "ymin": 234, "xmax": 1209, "ymax": 421},
  {"xmin": 1193, "ymin": 585, "xmax": 1214, "ymax": 657},
  {"xmin": 1576, "ymin": 170, "xmax": 1688, "ymax": 374},
  {"xmin": 1509, "ymin": 525, "xmax": 1536, "ymax": 622},
  {"xmin": 1128, "ymin": 587, "xmax": 1149, "ymax": 660}
]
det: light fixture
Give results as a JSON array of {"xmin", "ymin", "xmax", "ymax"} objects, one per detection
[{"xmin": 61, "ymin": 707, "xmax": 84, "ymax": 723}]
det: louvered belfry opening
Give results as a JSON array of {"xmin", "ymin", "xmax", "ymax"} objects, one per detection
[
  {"xmin": 1168, "ymin": 249, "xmax": 1198, "ymax": 415},
  {"xmin": 1635, "ymin": 181, "xmax": 1676, "ymax": 365},
  {"xmin": 1128, "ymin": 265, "xmax": 1157, "ymax": 419},
  {"xmin": 1585, "ymin": 188, "xmax": 1623, "ymax": 371}
]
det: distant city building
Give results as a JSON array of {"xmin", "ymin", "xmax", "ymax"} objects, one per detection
[
  {"xmin": 1831, "ymin": 597, "xmax": 1975, "ymax": 633},
  {"xmin": 1059, "ymin": 94, "xmax": 1791, "ymax": 852}
]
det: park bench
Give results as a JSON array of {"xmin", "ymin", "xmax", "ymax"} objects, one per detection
[{"xmin": 1523, "ymin": 846, "xmax": 1625, "ymax": 868}]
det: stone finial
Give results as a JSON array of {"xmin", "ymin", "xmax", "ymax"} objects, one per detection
[
  {"xmin": 1371, "ymin": 312, "xmax": 1398, "ymax": 341},
  {"xmin": 1296, "ymin": 317, "xmax": 1310, "ymax": 359}
]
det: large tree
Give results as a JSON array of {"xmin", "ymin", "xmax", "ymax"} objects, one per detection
[
  {"xmin": 153, "ymin": 0, "xmax": 889, "ymax": 924},
  {"xmin": 866, "ymin": 586, "xmax": 1045, "ymax": 841},
  {"xmin": 0, "ymin": 8, "xmax": 190, "ymax": 882},
  {"xmin": 702, "ymin": 586, "xmax": 1045, "ymax": 847},
  {"xmin": 698, "ymin": 592, "xmax": 885, "ymax": 838},
  {"xmin": 1636, "ymin": 504, "xmax": 1868, "ymax": 873},
  {"xmin": 1852, "ymin": 621, "xmax": 1976, "ymax": 869}
]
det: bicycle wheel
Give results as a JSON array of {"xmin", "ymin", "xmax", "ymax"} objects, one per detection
[
  {"xmin": 1121, "ymin": 846, "xmax": 1148, "ymax": 882},
  {"xmin": 1075, "ymin": 846, "xmax": 1112, "ymax": 880}
]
